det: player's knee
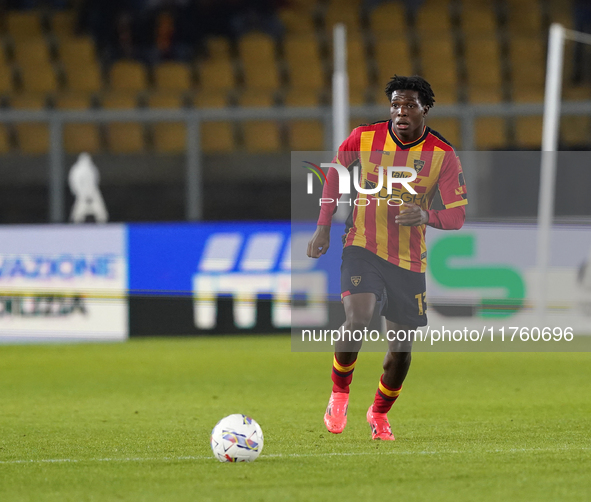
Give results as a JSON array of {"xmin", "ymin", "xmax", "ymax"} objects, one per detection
[{"xmin": 344, "ymin": 311, "xmax": 373, "ymax": 331}]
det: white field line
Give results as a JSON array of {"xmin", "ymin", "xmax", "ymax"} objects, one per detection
[{"xmin": 0, "ymin": 446, "xmax": 590, "ymax": 465}]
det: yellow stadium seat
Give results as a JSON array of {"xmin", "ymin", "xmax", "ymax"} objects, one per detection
[
  {"xmin": 288, "ymin": 120, "xmax": 324, "ymax": 151},
  {"xmin": 238, "ymin": 32, "xmax": 280, "ymax": 90},
  {"xmin": 560, "ymin": 116, "xmax": 591, "ymax": 147},
  {"xmin": 0, "ymin": 124, "xmax": 10, "ymax": 153},
  {"xmin": 510, "ymin": 36, "xmax": 545, "ymax": 88},
  {"xmin": 0, "ymin": 64, "xmax": 15, "ymax": 96},
  {"xmin": 460, "ymin": 0, "xmax": 497, "ymax": 36},
  {"xmin": 464, "ymin": 36, "xmax": 502, "ymax": 87},
  {"xmin": 206, "ymin": 37, "xmax": 232, "ymax": 59},
  {"xmin": 514, "ymin": 116, "xmax": 543, "ymax": 149},
  {"xmin": 419, "ymin": 35, "xmax": 458, "ymax": 88},
  {"xmin": 154, "ymin": 62, "xmax": 192, "ymax": 92},
  {"xmin": 432, "ymin": 85, "xmax": 458, "ymax": 104},
  {"xmin": 193, "ymin": 91, "xmax": 234, "ymax": 152},
  {"xmin": 102, "ymin": 92, "xmax": 144, "ymax": 153},
  {"xmin": 7, "ymin": 11, "xmax": 43, "ymax": 41},
  {"xmin": 474, "ymin": 117, "xmax": 507, "ymax": 149},
  {"xmin": 59, "ymin": 37, "xmax": 98, "ymax": 69},
  {"xmin": 416, "ymin": 0, "xmax": 452, "ymax": 37},
  {"xmin": 506, "ymin": 0, "xmax": 543, "ymax": 37},
  {"xmin": 52, "ymin": 10, "xmax": 77, "ymax": 38},
  {"xmin": 283, "ymin": 88, "xmax": 320, "ymax": 107},
  {"xmin": 148, "ymin": 92, "xmax": 186, "ymax": 153},
  {"xmin": 20, "ymin": 62, "xmax": 59, "ymax": 94},
  {"xmin": 65, "ymin": 62, "xmax": 102, "ymax": 94},
  {"xmin": 466, "ymin": 85, "xmax": 503, "ymax": 104},
  {"xmin": 13, "ymin": 38, "xmax": 52, "ymax": 68},
  {"xmin": 426, "ymin": 117, "xmax": 461, "ymax": 148},
  {"xmin": 284, "ymin": 89, "xmax": 323, "ymax": 150},
  {"xmin": 278, "ymin": 7, "xmax": 315, "ymax": 34},
  {"xmin": 55, "ymin": 93, "xmax": 101, "ymax": 154},
  {"xmin": 239, "ymin": 90, "xmax": 281, "ymax": 152},
  {"xmin": 11, "ymin": 93, "xmax": 48, "ymax": 154},
  {"xmin": 324, "ymin": 1, "xmax": 361, "ymax": 34},
  {"xmin": 512, "ymin": 86, "xmax": 544, "ymax": 103},
  {"xmin": 284, "ymin": 35, "xmax": 324, "ymax": 90},
  {"xmin": 109, "ymin": 60, "xmax": 148, "ymax": 92},
  {"xmin": 374, "ymin": 37, "xmax": 413, "ymax": 88},
  {"xmin": 369, "ymin": 1, "xmax": 406, "ymax": 36},
  {"xmin": 198, "ymin": 58, "xmax": 235, "ymax": 91}
]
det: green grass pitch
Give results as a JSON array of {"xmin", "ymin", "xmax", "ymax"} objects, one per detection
[{"xmin": 1, "ymin": 335, "xmax": 590, "ymax": 501}]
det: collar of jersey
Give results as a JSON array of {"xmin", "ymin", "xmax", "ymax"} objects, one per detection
[{"xmin": 389, "ymin": 121, "xmax": 428, "ymax": 149}]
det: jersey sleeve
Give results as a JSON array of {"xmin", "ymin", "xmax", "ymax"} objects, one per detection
[
  {"xmin": 316, "ymin": 129, "xmax": 361, "ymax": 226},
  {"xmin": 438, "ymin": 153, "xmax": 468, "ymax": 209}
]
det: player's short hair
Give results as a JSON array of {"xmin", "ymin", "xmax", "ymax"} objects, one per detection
[{"xmin": 384, "ymin": 75, "xmax": 435, "ymax": 108}]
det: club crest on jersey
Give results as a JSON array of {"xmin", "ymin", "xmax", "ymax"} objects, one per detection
[
  {"xmin": 413, "ymin": 159, "xmax": 425, "ymax": 174},
  {"xmin": 351, "ymin": 276, "xmax": 361, "ymax": 287}
]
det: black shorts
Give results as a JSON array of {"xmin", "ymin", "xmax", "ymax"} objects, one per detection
[{"xmin": 340, "ymin": 245, "xmax": 427, "ymax": 327}]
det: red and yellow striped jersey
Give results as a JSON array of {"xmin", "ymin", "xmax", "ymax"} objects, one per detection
[{"xmin": 319, "ymin": 120, "xmax": 468, "ymax": 273}]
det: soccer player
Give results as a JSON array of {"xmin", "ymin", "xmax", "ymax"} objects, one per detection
[{"xmin": 306, "ymin": 75, "xmax": 468, "ymax": 440}]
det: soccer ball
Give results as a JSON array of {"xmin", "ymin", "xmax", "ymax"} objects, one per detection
[{"xmin": 210, "ymin": 414, "xmax": 264, "ymax": 462}]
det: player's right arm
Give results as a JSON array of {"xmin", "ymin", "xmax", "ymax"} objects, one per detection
[{"xmin": 306, "ymin": 129, "xmax": 361, "ymax": 259}]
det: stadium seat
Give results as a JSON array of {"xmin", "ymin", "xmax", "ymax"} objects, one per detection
[
  {"xmin": 55, "ymin": 93, "xmax": 101, "ymax": 154},
  {"xmin": 6, "ymin": 11, "xmax": 44, "ymax": 41},
  {"xmin": 0, "ymin": 63, "xmax": 15, "ymax": 97},
  {"xmin": 109, "ymin": 60, "xmax": 148, "ymax": 92},
  {"xmin": 13, "ymin": 38, "xmax": 52, "ymax": 68},
  {"xmin": 419, "ymin": 35, "xmax": 459, "ymax": 88},
  {"xmin": 205, "ymin": 36, "xmax": 232, "ymax": 59},
  {"xmin": 64, "ymin": 62, "xmax": 102, "ymax": 94},
  {"xmin": 512, "ymin": 87, "xmax": 544, "ymax": 103},
  {"xmin": 238, "ymin": 32, "xmax": 280, "ymax": 90},
  {"xmin": 415, "ymin": 0, "xmax": 452, "ymax": 37},
  {"xmin": 369, "ymin": 1, "xmax": 406, "ymax": 37},
  {"xmin": 432, "ymin": 85, "xmax": 458, "ymax": 104},
  {"xmin": 374, "ymin": 36, "xmax": 413, "ymax": 88},
  {"xmin": 505, "ymin": 0, "xmax": 543, "ymax": 37},
  {"xmin": 154, "ymin": 62, "xmax": 192, "ymax": 93},
  {"xmin": 284, "ymin": 35, "xmax": 324, "ymax": 90},
  {"xmin": 466, "ymin": 85, "xmax": 504, "ymax": 104},
  {"xmin": 474, "ymin": 117, "xmax": 507, "ymax": 149},
  {"xmin": 148, "ymin": 92, "xmax": 186, "ymax": 153},
  {"xmin": 509, "ymin": 36, "xmax": 545, "ymax": 88},
  {"xmin": 514, "ymin": 116, "xmax": 543, "ymax": 149},
  {"xmin": 464, "ymin": 36, "xmax": 503, "ymax": 88},
  {"xmin": 239, "ymin": 90, "xmax": 282, "ymax": 152},
  {"xmin": 59, "ymin": 37, "xmax": 98, "ymax": 69},
  {"xmin": 324, "ymin": 0, "xmax": 361, "ymax": 34},
  {"xmin": 51, "ymin": 10, "xmax": 77, "ymax": 38},
  {"xmin": 19, "ymin": 62, "xmax": 59, "ymax": 94},
  {"xmin": 561, "ymin": 116, "xmax": 591, "ymax": 147},
  {"xmin": 11, "ymin": 93, "xmax": 49, "ymax": 154},
  {"xmin": 102, "ymin": 92, "xmax": 145, "ymax": 153},
  {"xmin": 198, "ymin": 57, "xmax": 235, "ymax": 91},
  {"xmin": 284, "ymin": 89, "xmax": 324, "ymax": 151},
  {"xmin": 459, "ymin": 0, "xmax": 497, "ymax": 36},
  {"xmin": 278, "ymin": 7, "xmax": 315, "ymax": 34},
  {"xmin": 193, "ymin": 91, "xmax": 235, "ymax": 152},
  {"xmin": 426, "ymin": 117, "xmax": 461, "ymax": 149}
]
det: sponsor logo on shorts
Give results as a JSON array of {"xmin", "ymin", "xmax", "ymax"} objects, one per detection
[{"xmin": 351, "ymin": 276, "xmax": 361, "ymax": 287}]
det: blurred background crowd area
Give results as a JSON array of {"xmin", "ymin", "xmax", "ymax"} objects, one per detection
[
  {"xmin": 0, "ymin": 0, "xmax": 590, "ymax": 224},
  {"xmin": 0, "ymin": 0, "xmax": 589, "ymax": 155}
]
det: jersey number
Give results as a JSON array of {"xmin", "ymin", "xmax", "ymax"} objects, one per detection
[{"xmin": 415, "ymin": 292, "xmax": 426, "ymax": 316}]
